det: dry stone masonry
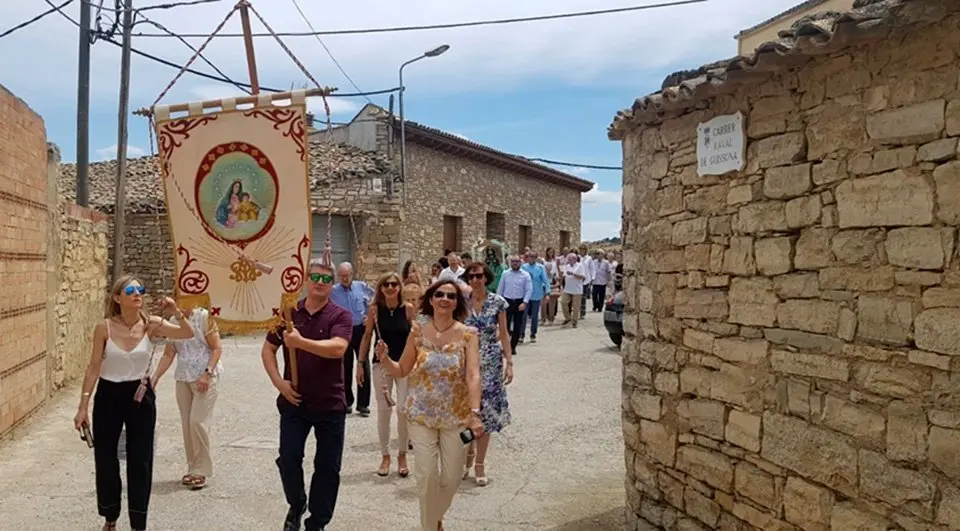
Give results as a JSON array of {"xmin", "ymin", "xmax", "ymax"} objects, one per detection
[{"xmin": 613, "ymin": 2, "xmax": 960, "ymax": 529}]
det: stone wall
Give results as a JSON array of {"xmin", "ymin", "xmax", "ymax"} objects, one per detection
[
  {"xmin": 105, "ymin": 213, "xmax": 173, "ymax": 296},
  {"xmin": 619, "ymin": 13, "xmax": 960, "ymax": 531},
  {"xmin": 0, "ymin": 85, "xmax": 50, "ymax": 437},
  {"xmin": 53, "ymin": 203, "xmax": 109, "ymax": 390},
  {"xmin": 401, "ymin": 141, "xmax": 583, "ymax": 267}
]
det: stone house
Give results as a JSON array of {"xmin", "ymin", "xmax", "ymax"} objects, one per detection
[
  {"xmin": 320, "ymin": 103, "xmax": 593, "ymax": 267},
  {"xmin": 609, "ymin": 0, "xmax": 960, "ymax": 529},
  {"xmin": 735, "ymin": 0, "xmax": 856, "ymax": 56},
  {"xmin": 59, "ymin": 141, "xmax": 401, "ymax": 290}
]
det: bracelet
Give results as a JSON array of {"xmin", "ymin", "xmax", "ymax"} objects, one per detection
[{"xmin": 81, "ymin": 392, "xmax": 91, "ymax": 397}]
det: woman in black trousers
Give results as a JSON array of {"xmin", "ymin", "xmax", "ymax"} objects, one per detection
[{"xmin": 73, "ymin": 274, "xmax": 196, "ymax": 531}]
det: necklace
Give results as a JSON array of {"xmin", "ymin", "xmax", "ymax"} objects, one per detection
[{"xmin": 433, "ymin": 319, "xmax": 456, "ymax": 334}]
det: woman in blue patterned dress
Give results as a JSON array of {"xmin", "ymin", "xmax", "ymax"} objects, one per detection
[{"xmin": 462, "ymin": 262, "xmax": 514, "ymax": 486}]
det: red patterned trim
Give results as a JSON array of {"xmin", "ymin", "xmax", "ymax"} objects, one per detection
[
  {"xmin": 242, "ymin": 108, "xmax": 307, "ymax": 161},
  {"xmin": 157, "ymin": 115, "xmax": 219, "ymax": 176},
  {"xmin": 281, "ymin": 234, "xmax": 310, "ymax": 293},
  {"xmin": 176, "ymin": 245, "xmax": 210, "ymax": 295}
]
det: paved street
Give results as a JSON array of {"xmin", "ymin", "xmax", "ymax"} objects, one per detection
[{"xmin": 0, "ymin": 311, "xmax": 624, "ymax": 531}]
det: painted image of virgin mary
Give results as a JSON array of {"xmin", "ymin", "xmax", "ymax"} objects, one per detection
[{"xmin": 215, "ymin": 180, "xmax": 242, "ymax": 229}]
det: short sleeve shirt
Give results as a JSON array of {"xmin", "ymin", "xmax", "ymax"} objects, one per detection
[{"xmin": 266, "ymin": 299, "xmax": 353, "ymax": 412}]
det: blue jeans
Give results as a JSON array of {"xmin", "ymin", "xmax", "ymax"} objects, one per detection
[
  {"xmin": 521, "ymin": 299, "xmax": 542, "ymax": 339},
  {"xmin": 276, "ymin": 403, "xmax": 346, "ymax": 530}
]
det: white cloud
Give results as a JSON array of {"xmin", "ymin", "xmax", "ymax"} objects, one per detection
[
  {"xmin": 581, "ymin": 220, "xmax": 621, "ymax": 242},
  {"xmin": 0, "ymin": 0, "xmax": 808, "ymax": 105},
  {"xmin": 95, "ymin": 144, "xmax": 146, "ymax": 161},
  {"xmin": 583, "ymin": 184, "xmax": 621, "ymax": 205},
  {"xmin": 568, "ymin": 167, "xmax": 592, "ymax": 176},
  {"xmin": 450, "ymin": 132, "xmax": 470, "ymax": 141}
]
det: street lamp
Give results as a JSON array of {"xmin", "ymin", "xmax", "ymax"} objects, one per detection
[{"xmin": 397, "ymin": 44, "xmax": 450, "ymax": 205}]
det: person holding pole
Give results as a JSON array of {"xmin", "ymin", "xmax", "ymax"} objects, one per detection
[{"xmin": 261, "ymin": 258, "xmax": 353, "ymax": 531}]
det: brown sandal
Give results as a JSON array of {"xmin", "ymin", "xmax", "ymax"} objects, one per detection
[
  {"xmin": 398, "ymin": 454, "xmax": 409, "ymax": 478},
  {"xmin": 181, "ymin": 474, "xmax": 193, "ymax": 485},
  {"xmin": 103, "ymin": 521, "xmax": 117, "ymax": 530},
  {"xmin": 377, "ymin": 456, "xmax": 390, "ymax": 477},
  {"xmin": 189, "ymin": 476, "xmax": 206, "ymax": 489}
]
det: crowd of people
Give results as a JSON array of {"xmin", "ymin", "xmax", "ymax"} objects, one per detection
[{"xmin": 71, "ymin": 243, "xmax": 620, "ymax": 531}]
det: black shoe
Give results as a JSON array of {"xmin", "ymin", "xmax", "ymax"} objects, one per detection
[
  {"xmin": 284, "ymin": 504, "xmax": 306, "ymax": 531},
  {"xmin": 357, "ymin": 407, "xmax": 370, "ymax": 417},
  {"xmin": 345, "ymin": 406, "xmax": 353, "ymax": 414}
]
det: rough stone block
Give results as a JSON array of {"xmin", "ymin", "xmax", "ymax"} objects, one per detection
[
  {"xmin": 676, "ymin": 445, "xmax": 735, "ymax": 491},
  {"xmin": 755, "ymin": 236, "xmax": 793, "ymax": 276},
  {"xmin": 673, "ymin": 217, "xmax": 709, "ymax": 247},
  {"xmin": 930, "ymin": 426, "xmax": 960, "ymax": 479},
  {"xmin": 774, "ymin": 272, "xmax": 819, "ymax": 298},
  {"xmin": 785, "ymin": 195, "xmax": 821, "ymax": 228},
  {"xmin": 866, "ymin": 99, "xmax": 945, "ymax": 144},
  {"xmin": 938, "ymin": 483, "xmax": 960, "ymax": 529},
  {"xmin": 728, "ymin": 277, "xmax": 778, "ymax": 327},
  {"xmin": 684, "ymin": 487, "xmax": 721, "ymax": 528},
  {"xmin": 784, "ymin": 476, "xmax": 835, "ymax": 530},
  {"xmin": 658, "ymin": 185, "xmax": 685, "ymax": 216},
  {"xmin": 854, "ymin": 363, "xmax": 930, "ymax": 399},
  {"xmin": 819, "ymin": 266, "xmax": 895, "ymax": 292},
  {"xmin": 856, "ymin": 295, "xmax": 916, "ymax": 346},
  {"xmin": 871, "ymin": 147, "xmax": 916, "ymax": 173},
  {"xmin": 764, "ymin": 164, "xmax": 812, "ymax": 199},
  {"xmin": 831, "ymin": 229, "xmax": 882, "ymax": 265},
  {"xmin": 918, "ymin": 138, "xmax": 958, "ymax": 162},
  {"xmin": 685, "ymin": 185, "xmax": 728, "ymax": 215},
  {"xmin": 736, "ymin": 201, "xmax": 788, "ymax": 233},
  {"xmin": 859, "ymin": 449, "xmax": 935, "ymax": 519},
  {"xmin": 887, "ymin": 400, "xmax": 928, "ymax": 462},
  {"xmin": 674, "ymin": 289, "xmax": 729, "ymax": 320},
  {"xmin": 640, "ymin": 420, "xmax": 677, "ymax": 467},
  {"xmin": 749, "ymin": 132, "xmax": 807, "ymax": 169},
  {"xmin": 820, "ymin": 395, "xmax": 885, "ymax": 446},
  {"xmin": 727, "ymin": 184, "xmax": 753, "ymax": 205},
  {"xmin": 723, "ymin": 236, "xmax": 757, "ymax": 276},
  {"xmin": 907, "ymin": 349, "xmax": 951, "ymax": 371},
  {"xmin": 777, "ymin": 299, "xmax": 841, "ymax": 334},
  {"xmin": 835, "ymin": 170, "xmax": 934, "ymax": 227},
  {"xmin": 683, "ymin": 328, "xmax": 716, "ymax": 353},
  {"xmin": 897, "ymin": 270, "xmax": 942, "ymax": 286},
  {"xmin": 830, "ymin": 503, "xmax": 890, "ymax": 531},
  {"xmin": 837, "ymin": 307, "xmax": 857, "ymax": 341},
  {"xmin": 645, "ymin": 250, "xmax": 686, "ymax": 272},
  {"xmin": 761, "ymin": 412, "xmax": 858, "ymax": 495},
  {"xmin": 631, "ymin": 390, "xmax": 663, "ymax": 421},
  {"xmin": 771, "ymin": 350, "xmax": 849, "ymax": 381},
  {"xmin": 915, "ymin": 308, "xmax": 960, "ymax": 356},
  {"xmin": 812, "ymin": 159, "xmax": 846, "ymax": 186},
  {"xmin": 885, "ymin": 227, "xmax": 946, "ymax": 269},
  {"xmin": 712, "ymin": 337, "xmax": 768, "ymax": 364},
  {"xmin": 795, "ymin": 228, "xmax": 835, "ymax": 270},
  {"xmin": 677, "ymin": 398, "xmax": 726, "ymax": 439},
  {"xmin": 734, "ymin": 462, "xmax": 776, "ymax": 509},
  {"xmin": 934, "ymin": 161, "xmax": 960, "ymax": 224},
  {"xmin": 765, "ymin": 328, "xmax": 843, "ymax": 353},
  {"xmin": 725, "ymin": 410, "xmax": 760, "ymax": 452}
]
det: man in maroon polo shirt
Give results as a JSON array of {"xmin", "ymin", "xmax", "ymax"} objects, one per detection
[{"xmin": 262, "ymin": 259, "xmax": 353, "ymax": 531}]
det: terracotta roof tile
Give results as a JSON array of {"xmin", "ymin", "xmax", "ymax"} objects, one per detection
[
  {"xmin": 59, "ymin": 141, "xmax": 397, "ymax": 214},
  {"xmin": 608, "ymin": 0, "xmax": 944, "ymax": 139}
]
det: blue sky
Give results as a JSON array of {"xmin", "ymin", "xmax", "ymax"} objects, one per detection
[{"xmin": 1, "ymin": 0, "xmax": 801, "ymax": 240}]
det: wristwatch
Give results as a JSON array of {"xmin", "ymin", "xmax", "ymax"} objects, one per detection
[{"xmin": 203, "ymin": 367, "xmax": 213, "ymax": 375}]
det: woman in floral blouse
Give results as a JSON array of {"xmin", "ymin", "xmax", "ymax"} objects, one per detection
[
  {"xmin": 462, "ymin": 262, "xmax": 513, "ymax": 486},
  {"xmin": 376, "ymin": 279, "xmax": 483, "ymax": 531}
]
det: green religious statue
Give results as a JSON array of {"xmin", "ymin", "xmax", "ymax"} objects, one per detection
[{"xmin": 472, "ymin": 238, "xmax": 509, "ymax": 293}]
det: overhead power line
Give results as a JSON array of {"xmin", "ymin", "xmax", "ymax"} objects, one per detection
[
  {"xmin": 288, "ymin": 0, "xmax": 372, "ymax": 104},
  {"xmin": 82, "ymin": 0, "xmax": 222, "ymax": 12},
  {"xmin": 0, "ymin": 0, "xmax": 76, "ymax": 39},
  {"xmin": 131, "ymin": 0, "xmax": 709, "ymax": 38},
  {"xmin": 527, "ymin": 158, "xmax": 622, "ymax": 171},
  {"xmin": 44, "ymin": 0, "xmax": 399, "ymax": 97}
]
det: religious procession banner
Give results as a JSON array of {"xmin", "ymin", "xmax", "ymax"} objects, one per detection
[{"xmin": 153, "ymin": 91, "xmax": 312, "ymax": 334}]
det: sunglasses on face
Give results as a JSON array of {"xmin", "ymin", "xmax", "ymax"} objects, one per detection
[
  {"xmin": 433, "ymin": 291, "xmax": 458, "ymax": 301},
  {"xmin": 383, "ymin": 281, "xmax": 400, "ymax": 289},
  {"xmin": 308, "ymin": 273, "xmax": 334, "ymax": 284},
  {"xmin": 123, "ymin": 285, "xmax": 146, "ymax": 296},
  {"xmin": 467, "ymin": 273, "xmax": 485, "ymax": 280}
]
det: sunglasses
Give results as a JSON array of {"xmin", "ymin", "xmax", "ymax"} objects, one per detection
[
  {"xmin": 123, "ymin": 285, "xmax": 146, "ymax": 296},
  {"xmin": 432, "ymin": 291, "xmax": 459, "ymax": 301},
  {"xmin": 308, "ymin": 273, "xmax": 334, "ymax": 284},
  {"xmin": 467, "ymin": 273, "xmax": 486, "ymax": 280},
  {"xmin": 382, "ymin": 281, "xmax": 400, "ymax": 288}
]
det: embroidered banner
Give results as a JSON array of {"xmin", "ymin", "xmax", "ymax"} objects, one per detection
[{"xmin": 153, "ymin": 91, "xmax": 312, "ymax": 335}]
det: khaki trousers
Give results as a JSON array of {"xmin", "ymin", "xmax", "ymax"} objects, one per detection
[
  {"xmin": 561, "ymin": 292, "xmax": 582, "ymax": 323},
  {"xmin": 408, "ymin": 422, "xmax": 466, "ymax": 531},
  {"xmin": 175, "ymin": 380, "xmax": 218, "ymax": 477},
  {"xmin": 373, "ymin": 363, "xmax": 409, "ymax": 455}
]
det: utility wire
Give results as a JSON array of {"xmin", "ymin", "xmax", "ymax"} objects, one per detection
[
  {"xmin": 43, "ymin": 0, "xmax": 399, "ymax": 97},
  {"xmin": 131, "ymin": 0, "xmax": 708, "ymax": 38},
  {"xmin": 288, "ymin": 0, "xmax": 372, "ymax": 104},
  {"xmin": 527, "ymin": 158, "xmax": 622, "ymax": 171},
  {"xmin": 0, "ymin": 0, "xmax": 76, "ymax": 39},
  {"xmin": 82, "ymin": 0, "xmax": 222, "ymax": 12}
]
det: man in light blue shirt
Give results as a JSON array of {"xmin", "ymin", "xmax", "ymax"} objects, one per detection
[
  {"xmin": 520, "ymin": 251, "xmax": 550, "ymax": 344},
  {"xmin": 497, "ymin": 255, "xmax": 532, "ymax": 353},
  {"xmin": 329, "ymin": 262, "xmax": 374, "ymax": 416}
]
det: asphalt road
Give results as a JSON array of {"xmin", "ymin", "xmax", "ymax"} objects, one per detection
[{"xmin": 0, "ymin": 311, "xmax": 625, "ymax": 530}]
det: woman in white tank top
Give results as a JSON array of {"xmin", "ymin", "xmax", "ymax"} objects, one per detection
[
  {"xmin": 151, "ymin": 306, "xmax": 223, "ymax": 490},
  {"xmin": 72, "ymin": 274, "xmax": 198, "ymax": 531}
]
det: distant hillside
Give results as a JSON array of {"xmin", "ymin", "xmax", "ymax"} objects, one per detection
[{"xmin": 581, "ymin": 236, "xmax": 622, "ymax": 252}]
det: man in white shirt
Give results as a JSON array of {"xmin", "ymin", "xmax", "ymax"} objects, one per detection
[
  {"xmin": 438, "ymin": 253, "xmax": 466, "ymax": 282},
  {"xmin": 560, "ymin": 253, "xmax": 586, "ymax": 327},
  {"xmin": 578, "ymin": 247, "xmax": 594, "ymax": 319},
  {"xmin": 591, "ymin": 252, "xmax": 612, "ymax": 312}
]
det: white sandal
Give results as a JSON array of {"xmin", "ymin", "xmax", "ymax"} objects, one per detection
[{"xmin": 474, "ymin": 462, "xmax": 488, "ymax": 486}]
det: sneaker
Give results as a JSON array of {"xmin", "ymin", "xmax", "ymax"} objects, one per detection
[
  {"xmin": 357, "ymin": 407, "xmax": 371, "ymax": 417},
  {"xmin": 531, "ymin": 337, "xmax": 537, "ymax": 343},
  {"xmin": 283, "ymin": 504, "xmax": 306, "ymax": 531}
]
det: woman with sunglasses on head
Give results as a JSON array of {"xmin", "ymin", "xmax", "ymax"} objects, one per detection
[
  {"xmin": 462, "ymin": 262, "xmax": 513, "ymax": 486},
  {"xmin": 376, "ymin": 279, "xmax": 483, "ymax": 531},
  {"xmin": 150, "ymin": 303, "xmax": 224, "ymax": 490},
  {"xmin": 73, "ymin": 275, "xmax": 198, "ymax": 531},
  {"xmin": 358, "ymin": 272, "xmax": 416, "ymax": 478}
]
